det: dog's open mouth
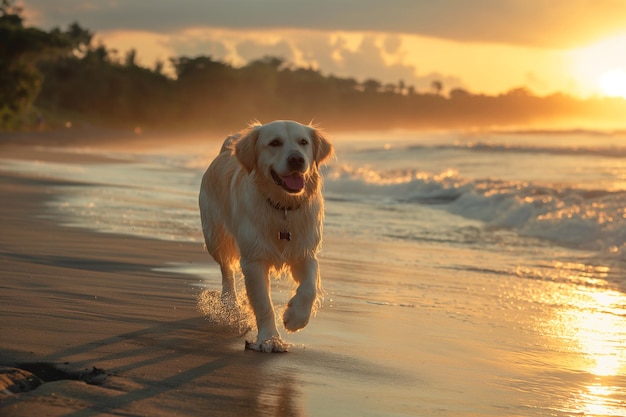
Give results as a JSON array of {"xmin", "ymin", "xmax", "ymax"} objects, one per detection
[{"xmin": 271, "ymin": 169, "xmax": 305, "ymax": 193}]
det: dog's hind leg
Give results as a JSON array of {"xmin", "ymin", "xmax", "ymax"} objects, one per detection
[
  {"xmin": 206, "ymin": 229, "xmax": 239, "ymax": 306},
  {"xmin": 200, "ymin": 198, "xmax": 239, "ymax": 305},
  {"xmin": 218, "ymin": 260, "xmax": 237, "ymax": 305}
]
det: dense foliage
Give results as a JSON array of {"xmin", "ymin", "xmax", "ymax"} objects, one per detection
[
  {"xmin": 0, "ymin": 0, "xmax": 73, "ymax": 128},
  {"xmin": 2, "ymin": 1, "xmax": 625, "ymax": 131}
]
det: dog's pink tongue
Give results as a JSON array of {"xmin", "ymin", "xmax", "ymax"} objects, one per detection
[{"xmin": 282, "ymin": 173, "xmax": 305, "ymax": 191}]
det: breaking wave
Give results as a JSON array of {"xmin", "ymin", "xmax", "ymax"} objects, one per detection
[
  {"xmin": 324, "ymin": 163, "xmax": 626, "ymax": 256},
  {"xmin": 355, "ymin": 137, "xmax": 626, "ymax": 159}
]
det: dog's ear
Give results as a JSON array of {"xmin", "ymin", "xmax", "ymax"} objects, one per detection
[
  {"xmin": 235, "ymin": 125, "xmax": 260, "ymax": 172},
  {"xmin": 311, "ymin": 128, "xmax": 334, "ymax": 166}
]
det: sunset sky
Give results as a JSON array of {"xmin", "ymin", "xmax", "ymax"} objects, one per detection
[{"xmin": 20, "ymin": 0, "xmax": 626, "ymax": 98}]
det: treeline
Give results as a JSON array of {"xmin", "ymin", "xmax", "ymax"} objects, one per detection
[{"xmin": 2, "ymin": 1, "xmax": 626, "ymax": 132}]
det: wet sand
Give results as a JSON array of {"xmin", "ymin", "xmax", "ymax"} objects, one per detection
[
  {"xmin": 0, "ymin": 141, "xmax": 413, "ymax": 417},
  {"xmin": 1, "ymin": 138, "xmax": 625, "ymax": 416},
  {"xmin": 0, "ymin": 142, "xmax": 303, "ymax": 416}
]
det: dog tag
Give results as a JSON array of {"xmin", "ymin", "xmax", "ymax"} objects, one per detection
[{"xmin": 279, "ymin": 231, "xmax": 292, "ymax": 241}]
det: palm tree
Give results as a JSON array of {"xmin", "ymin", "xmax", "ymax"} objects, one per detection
[
  {"xmin": 431, "ymin": 80, "xmax": 443, "ymax": 95},
  {"xmin": 397, "ymin": 79, "xmax": 406, "ymax": 95}
]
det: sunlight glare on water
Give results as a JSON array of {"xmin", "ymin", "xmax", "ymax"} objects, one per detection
[
  {"xmin": 539, "ymin": 261, "xmax": 626, "ymax": 416},
  {"xmin": 2, "ymin": 131, "xmax": 626, "ymax": 415}
]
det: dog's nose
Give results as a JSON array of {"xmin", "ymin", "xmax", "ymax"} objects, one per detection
[{"xmin": 287, "ymin": 152, "xmax": 305, "ymax": 171}]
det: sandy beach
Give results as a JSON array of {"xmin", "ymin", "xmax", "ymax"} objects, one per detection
[
  {"xmin": 0, "ymin": 148, "xmax": 237, "ymax": 415},
  {"xmin": 1, "ymin": 133, "xmax": 625, "ymax": 416},
  {"xmin": 0, "ymin": 138, "xmax": 407, "ymax": 417}
]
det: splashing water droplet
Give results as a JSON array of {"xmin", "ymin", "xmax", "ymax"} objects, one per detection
[{"xmin": 196, "ymin": 289, "xmax": 254, "ymax": 335}]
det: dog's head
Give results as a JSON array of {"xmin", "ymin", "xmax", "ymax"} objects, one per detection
[{"xmin": 235, "ymin": 120, "xmax": 333, "ymax": 196}]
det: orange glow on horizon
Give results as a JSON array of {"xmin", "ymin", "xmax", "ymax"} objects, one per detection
[{"xmin": 93, "ymin": 26, "xmax": 626, "ymax": 99}]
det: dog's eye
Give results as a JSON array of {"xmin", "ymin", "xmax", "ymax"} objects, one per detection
[
  {"xmin": 299, "ymin": 138, "xmax": 309, "ymax": 146},
  {"xmin": 268, "ymin": 139, "xmax": 282, "ymax": 147}
]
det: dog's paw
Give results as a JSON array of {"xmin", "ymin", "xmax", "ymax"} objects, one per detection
[
  {"xmin": 245, "ymin": 337, "xmax": 289, "ymax": 353},
  {"xmin": 283, "ymin": 297, "xmax": 312, "ymax": 332}
]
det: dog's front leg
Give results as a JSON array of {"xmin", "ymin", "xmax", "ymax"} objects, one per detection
[
  {"xmin": 241, "ymin": 259, "xmax": 285, "ymax": 352},
  {"xmin": 284, "ymin": 257, "xmax": 319, "ymax": 332}
]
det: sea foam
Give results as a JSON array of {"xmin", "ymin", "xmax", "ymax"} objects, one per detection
[{"xmin": 323, "ymin": 163, "xmax": 626, "ymax": 256}]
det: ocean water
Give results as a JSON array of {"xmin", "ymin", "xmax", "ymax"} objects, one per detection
[
  {"xmin": 11, "ymin": 129, "xmax": 625, "ymax": 280},
  {"xmin": 3, "ymin": 128, "xmax": 626, "ymax": 415},
  {"xmin": 327, "ymin": 130, "xmax": 626, "ymax": 291}
]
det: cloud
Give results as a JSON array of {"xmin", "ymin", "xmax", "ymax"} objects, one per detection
[
  {"xmin": 22, "ymin": 0, "xmax": 626, "ymax": 48},
  {"xmin": 98, "ymin": 26, "xmax": 463, "ymax": 93},
  {"xmin": 162, "ymin": 30, "xmax": 232, "ymax": 61},
  {"xmin": 383, "ymin": 36, "xmax": 403, "ymax": 55},
  {"xmin": 19, "ymin": 0, "xmax": 607, "ymax": 95},
  {"xmin": 154, "ymin": 29, "xmax": 466, "ymax": 92},
  {"xmin": 328, "ymin": 35, "xmax": 416, "ymax": 82}
]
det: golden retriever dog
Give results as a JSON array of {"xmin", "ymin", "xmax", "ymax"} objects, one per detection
[{"xmin": 199, "ymin": 120, "xmax": 334, "ymax": 352}]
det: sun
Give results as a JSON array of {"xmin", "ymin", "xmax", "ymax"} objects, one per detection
[
  {"xmin": 598, "ymin": 68, "xmax": 626, "ymax": 98},
  {"xmin": 569, "ymin": 32, "xmax": 626, "ymax": 97}
]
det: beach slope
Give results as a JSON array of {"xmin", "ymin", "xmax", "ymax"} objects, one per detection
[{"xmin": 0, "ymin": 146, "xmax": 305, "ymax": 417}]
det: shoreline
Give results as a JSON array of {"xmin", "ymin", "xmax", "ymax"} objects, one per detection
[
  {"xmin": 0, "ymin": 144, "xmax": 426, "ymax": 417},
  {"xmin": 0, "ymin": 128, "xmax": 228, "ymax": 148},
  {"xmin": 2, "ymin": 141, "xmax": 625, "ymax": 416},
  {"xmin": 0, "ymin": 146, "xmax": 286, "ymax": 416},
  {"xmin": 0, "ymin": 143, "xmax": 412, "ymax": 417},
  {"xmin": 3, "ymin": 123, "xmax": 626, "ymax": 149}
]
